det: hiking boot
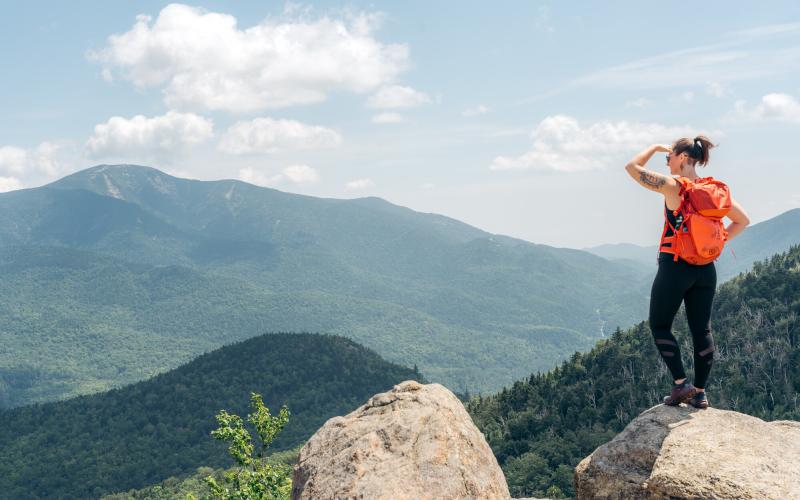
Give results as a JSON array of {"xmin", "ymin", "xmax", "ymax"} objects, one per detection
[
  {"xmin": 662, "ymin": 380, "xmax": 697, "ymax": 406},
  {"xmin": 688, "ymin": 391, "xmax": 710, "ymax": 409}
]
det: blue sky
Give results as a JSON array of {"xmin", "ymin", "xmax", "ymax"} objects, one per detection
[{"xmin": 2, "ymin": 1, "xmax": 800, "ymax": 248}]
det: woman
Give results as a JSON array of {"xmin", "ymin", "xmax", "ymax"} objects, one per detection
[{"xmin": 624, "ymin": 136, "xmax": 750, "ymax": 409}]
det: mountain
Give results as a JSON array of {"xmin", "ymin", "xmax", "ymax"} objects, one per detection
[
  {"xmin": 0, "ymin": 333, "xmax": 423, "ymax": 499},
  {"xmin": 468, "ymin": 243, "xmax": 800, "ymax": 498},
  {"xmin": 584, "ymin": 208, "xmax": 800, "ymax": 282},
  {"xmin": 713, "ymin": 207, "xmax": 800, "ymax": 281},
  {"xmin": 0, "ymin": 164, "xmax": 653, "ymax": 403},
  {"xmin": 581, "ymin": 242, "xmax": 655, "ymax": 268}
]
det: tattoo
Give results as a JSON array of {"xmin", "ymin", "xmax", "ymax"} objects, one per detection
[{"xmin": 639, "ymin": 170, "xmax": 666, "ymax": 188}]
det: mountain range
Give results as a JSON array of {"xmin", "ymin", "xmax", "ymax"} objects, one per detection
[{"xmin": 0, "ymin": 164, "xmax": 653, "ymax": 405}]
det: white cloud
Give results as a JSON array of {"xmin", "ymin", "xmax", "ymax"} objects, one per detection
[
  {"xmin": 0, "ymin": 146, "xmax": 27, "ymax": 175},
  {"xmin": 239, "ymin": 164, "xmax": 320, "ymax": 188},
  {"xmin": 282, "ymin": 164, "xmax": 320, "ymax": 183},
  {"xmin": 462, "ymin": 104, "xmax": 490, "ymax": 117},
  {"xmin": 366, "ymin": 85, "xmax": 431, "ymax": 108},
  {"xmin": 489, "ymin": 114, "xmax": 696, "ymax": 173},
  {"xmin": 90, "ymin": 3, "xmax": 409, "ymax": 113},
  {"xmin": 0, "ymin": 141, "xmax": 72, "ymax": 185},
  {"xmin": 345, "ymin": 178, "xmax": 374, "ymax": 190},
  {"xmin": 0, "ymin": 176, "xmax": 23, "ymax": 193},
  {"xmin": 624, "ymin": 98, "xmax": 651, "ymax": 109},
  {"xmin": 521, "ymin": 25, "xmax": 800, "ymax": 103},
  {"xmin": 371, "ymin": 112, "xmax": 404, "ymax": 124},
  {"xmin": 725, "ymin": 22, "xmax": 800, "ymax": 39},
  {"xmin": 86, "ymin": 111, "xmax": 214, "ymax": 159},
  {"xmin": 730, "ymin": 93, "xmax": 800, "ymax": 123},
  {"xmin": 239, "ymin": 167, "xmax": 280, "ymax": 187},
  {"xmin": 218, "ymin": 118, "xmax": 341, "ymax": 154}
]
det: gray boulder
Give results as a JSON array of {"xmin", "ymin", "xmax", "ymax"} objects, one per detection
[
  {"xmin": 291, "ymin": 380, "xmax": 511, "ymax": 499},
  {"xmin": 574, "ymin": 404, "xmax": 800, "ymax": 499}
]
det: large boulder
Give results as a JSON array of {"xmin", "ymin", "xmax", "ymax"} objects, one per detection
[
  {"xmin": 574, "ymin": 404, "xmax": 800, "ymax": 499},
  {"xmin": 291, "ymin": 380, "xmax": 511, "ymax": 500}
]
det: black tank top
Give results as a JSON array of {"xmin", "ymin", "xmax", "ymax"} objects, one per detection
[{"xmin": 659, "ymin": 202, "xmax": 684, "ymax": 261}]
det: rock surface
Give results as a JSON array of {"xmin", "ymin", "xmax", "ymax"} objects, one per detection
[
  {"xmin": 291, "ymin": 380, "xmax": 511, "ymax": 500},
  {"xmin": 574, "ymin": 404, "xmax": 800, "ymax": 499}
]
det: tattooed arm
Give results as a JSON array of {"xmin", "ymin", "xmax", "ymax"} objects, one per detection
[{"xmin": 624, "ymin": 144, "xmax": 680, "ymax": 196}]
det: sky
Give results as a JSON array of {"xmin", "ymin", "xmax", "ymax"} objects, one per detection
[{"xmin": 2, "ymin": 1, "xmax": 800, "ymax": 248}]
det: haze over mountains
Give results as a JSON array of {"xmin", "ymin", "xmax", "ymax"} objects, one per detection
[{"xmin": 1, "ymin": 164, "xmax": 653, "ymax": 406}]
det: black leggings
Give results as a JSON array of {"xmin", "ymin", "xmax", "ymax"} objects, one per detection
[{"xmin": 648, "ymin": 255, "xmax": 717, "ymax": 388}]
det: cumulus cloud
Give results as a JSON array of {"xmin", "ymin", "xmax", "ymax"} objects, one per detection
[
  {"xmin": 0, "ymin": 176, "xmax": 23, "ymax": 192},
  {"xmin": 345, "ymin": 178, "xmax": 374, "ymax": 190},
  {"xmin": 462, "ymin": 104, "xmax": 490, "ymax": 117},
  {"xmin": 239, "ymin": 164, "xmax": 320, "ymax": 187},
  {"xmin": 0, "ymin": 141, "xmax": 72, "ymax": 189},
  {"xmin": 730, "ymin": 93, "xmax": 800, "ymax": 123},
  {"xmin": 0, "ymin": 146, "xmax": 27, "ymax": 176},
  {"xmin": 238, "ymin": 167, "xmax": 276, "ymax": 187},
  {"xmin": 489, "ymin": 114, "xmax": 696, "ymax": 173},
  {"xmin": 366, "ymin": 85, "xmax": 431, "ymax": 108},
  {"xmin": 89, "ymin": 3, "xmax": 409, "ymax": 112},
  {"xmin": 371, "ymin": 112, "xmax": 404, "ymax": 124},
  {"xmin": 86, "ymin": 111, "xmax": 214, "ymax": 159},
  {"xmin": 218, "ymin": 118, "xmax": 341, "ymax": 154},
  {"xmin": 282, "ymin": 164, "xmax": 320, "ymax": 183}
]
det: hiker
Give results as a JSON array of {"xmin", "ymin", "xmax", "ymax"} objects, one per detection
[{"xmin": 624, "ymin": 136, "xmax": 750, "ymax": 409}]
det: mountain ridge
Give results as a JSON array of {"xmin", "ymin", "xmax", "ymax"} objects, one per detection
[{"xmin": 1, "ymin": 164, "xmax": 651, "ymax": 403}]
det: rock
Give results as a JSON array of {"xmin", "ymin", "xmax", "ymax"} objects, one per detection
[
  {"xmin": 291, "ymin": 380, "xmax": 511, "ymax": 500},
  {"xmin": 574, "ymin": 404, "xmax": 800, "ymax": 499}
]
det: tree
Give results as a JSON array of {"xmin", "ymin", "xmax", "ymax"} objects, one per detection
[{"xmin": 198, "ymin": 393, "xmax": 292, "ymax": 499}]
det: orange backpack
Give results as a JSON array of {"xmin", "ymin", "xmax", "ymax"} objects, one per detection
[{"xmin": 659, "ymin": 176, "xmax": 732, "ymax": 265}]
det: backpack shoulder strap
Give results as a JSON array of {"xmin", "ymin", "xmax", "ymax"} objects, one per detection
[{"xmin": 674, "ymin": 176, "xmax": 693, "ymax": 196}]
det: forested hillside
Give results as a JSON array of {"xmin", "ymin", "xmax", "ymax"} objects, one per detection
[
  {"xmin": 0, "ymin": 164, "xmax": 652, "ymax": 403},
  {"xmin": 0, "ymin": 333, "xmax": 423, "ymax": 499},
  {"xmin": 469, "ymin": 244, "xmax": 800, "ymax": 498}
]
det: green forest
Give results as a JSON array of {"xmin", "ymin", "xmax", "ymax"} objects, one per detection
[
  {"xmin": 468, "ymin": 244, "xmax": 800, "ymax": 498},
  {"xmin": 0, "ymin": 164, "xmax": 657, "ymax": 403},
  {"xmin": 2, "ymin": 244, "xmax": 798, "ymax": 498},
  {"xmin": 101, "ymin": 449, "xmax": 300, "ymax": 500},
  {"xmin": 0, "ymin": 333, "xmax": 423, "ymax": 499}
]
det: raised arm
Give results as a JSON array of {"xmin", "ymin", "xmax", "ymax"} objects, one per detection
[
  {"xmin": 624, "ymin": 144, "xmax": 680, "ymax": 196},
  {"xmin": 724, "ymin": 196, "xmax": 750, "ymax": 241}
]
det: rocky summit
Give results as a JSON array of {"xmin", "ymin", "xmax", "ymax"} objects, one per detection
[{"xmin": 574, "ymin": 404, "xmax": 800, "ymax": 500}]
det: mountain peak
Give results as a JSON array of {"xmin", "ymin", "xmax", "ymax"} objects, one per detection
[
  {"xmin": 54, "ymin": 163, "xmax": 171, "ymax": 181},
  {"xmin": 46, "ymin": 164, "xmax": 184, "ymax": 202}
]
